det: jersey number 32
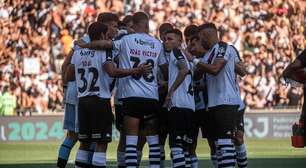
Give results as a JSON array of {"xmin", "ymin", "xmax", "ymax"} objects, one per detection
[{"xmin": 77, "ymin": 67, "xmax": 99, "ymax": 93}]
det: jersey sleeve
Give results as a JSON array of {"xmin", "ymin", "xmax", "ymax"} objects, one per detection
[
  {"xmin": 215, "ymin": 42, "xmax": 229, "ymax": 61},
  {"xmin": 297, "ymin": 49, "xmax": 306, "ymax": 66}
]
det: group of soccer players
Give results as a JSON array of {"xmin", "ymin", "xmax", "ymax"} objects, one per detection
[{"xmin": 57, "ymin": 11, "xmax": 248, "ymax": 168}]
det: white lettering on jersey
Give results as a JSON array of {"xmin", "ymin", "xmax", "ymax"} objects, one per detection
[
  {"xmin": 113, "ymin": 33, "xmax": 166, "ymax": 100},
  {"xmin": 71, "ymin": 48, "xmax": 111, "ymax": 98}
]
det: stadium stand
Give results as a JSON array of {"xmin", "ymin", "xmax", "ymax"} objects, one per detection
[{"xmin": 0, "ymin": 0, "xmax": 305, "ymax": 115}]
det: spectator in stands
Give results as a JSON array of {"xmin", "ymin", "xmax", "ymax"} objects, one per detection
[
  {"xmin": 0, "ymin": 86, "xmax": 17, "ymax": 116},
  {"xmin": 0, "ymin": 0, "xmax": 305, "ymax": 114}
]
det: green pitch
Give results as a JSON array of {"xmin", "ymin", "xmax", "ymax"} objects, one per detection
[{"xmin": 0, "ymin": 139, "xmax": 305, "ymax": 168}]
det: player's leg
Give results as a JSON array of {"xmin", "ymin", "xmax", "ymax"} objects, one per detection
[
  {"xmin": 205, "ymin": 109, "xmax": 217, "ymax": 168},
  {"xmin": 57, "ymin": 103, "xmax": 78, "ymax": 168},
  {"xmin": 75, "ymin": 97, "xmax": 94, "ymax": 168},
  {"xmin": 123, "ymin": 99, "xmax": 141, "ymax": 168},
  {"xmin": 233, "ymin": 109, "xmax": 247, "ymax": 168},
  {"xmin": 168, "ymin": 108, "xmax": 193, "ymax": 168},
  {"xmin": 115, "ymin": 104, "xmax": 126, "ymax": 168},
  {"xmin": 158, "ymin": 107, "xmax": 168, "ymax": 168},
  {"xmin": 75, "ymin": 142, "xmax": 92, "ymax": 168},
  {"xmin": 189, "ymin": 110, "xmax": 202, "ymax": 168},
  {"xmin": 213, "ymin": 105, "xmax": 238, "ymax": 168},
  {"xmin": 142, "ymin": 100, "xmax": 161, "ymax": 168},
  {"xmin": 91, "ymin": 98, "xmax": 113, "ymax": 168}
]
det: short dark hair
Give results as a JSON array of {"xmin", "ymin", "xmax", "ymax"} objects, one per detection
[
  {"xmin": 119, "ymin": 15, "xmax": 133, "ymax": 29},
  {"xmin": 159, "ymin": 23, "xmax": 173, "ymax": 34},
  {"xmin": 184, "ymin": 24, "xmax": 198, "ymax": 37},
  {"xmin": 198, "ymin": 22, "xmax": 217, "ymax": 31},
  {"xmin": 122, "ymin": 15, "xmax": 133, "ymax": 25},
  {"xmin": 87, "ymin": 22, "xmax": 108, "ymax": 41},
  {"xmin": 132, "ymin": 12, "xmax": 149, "ymax": 25},
  {"xmin": 97, "ymin": 12, "xmax": 119, "ymax": 23},
  {"xmin": 165, "ymin": 28, "xmax": 183, "ymax": 40}
]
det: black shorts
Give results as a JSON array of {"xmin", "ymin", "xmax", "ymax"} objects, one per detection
[
  {"xmin": 78, "ymin": 96, "xmax": 113, "ymax": 143},
  {"xmin": 115, "ymin": 104, "xmax": 124, "ymax": 131},
  {"xmin": 157, "ymin": 106, "xmax": 168, "ymax": 136},
  {"xmin": 235, "ymin": 108, "xmax": 245, "ymax": 132},
  {"xmin": 122, "ymin": 97, "xmax": 159, "ymax": 128},
  {"xmin": 190, "ymin": 109, "xmax": 204, "ymax": 140},
  {"xmin": 168, "ymin": 107, "xmax": 194, "ymax": 146},
  {"xmin": 200, "ymin": 109, "xmax": 214, "ymax": 139},
  {"xmin": 208, "ymin": 105, "xmax": 239, "ymax": 139}
]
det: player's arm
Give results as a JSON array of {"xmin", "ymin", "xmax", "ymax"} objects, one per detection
[
  {"xmin": 168, "ymin": 49, "xmax": 190, "ymax": 95},
  {"xmin": 65, "ymin": 64, "xmax": 75, "ymax": 82},
  {"xmin": 61, "ymin": 49, "xmax": 74, "ymax": 85},
  {"xmin": 103, "ymin": 62, "xmax": 151, "ymax": 78},
  {"xmin": 75, "ymin": 39, "xmax": 113, "ymax": 50},
  {"xmin": 195, "ymin": 58, "xmax": 226, "ymax": 76},
  {"xmin": 103, "ymin": 49, "xmax": 151, "ymax": 78},
  {"xmin": 168, "ymin": 58, "xmax": 189, "ymax": 95},
  {"xmin": 235, "ymin": 62, "xmax": 247, "ymax": 77},
  {"xmin": 164, "ymin": 58, "xmax": 189, "ymax": 107}
]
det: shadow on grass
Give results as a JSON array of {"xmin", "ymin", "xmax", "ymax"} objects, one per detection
[{"xmin": 0, "ymin": 158, "xmax": 305, "ymax": 168}]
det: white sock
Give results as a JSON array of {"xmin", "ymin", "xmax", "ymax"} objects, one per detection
[
  {"xmin": 217, "ymin": 139, "xmax": 236, "ymax": 168},
  {"xmin": 171, "ymin": 147, "xmax": 185, "ymax": 168},
  {"xmin": 92, "ymin": 152, "xmax": 106, "ymax": 167},
  {"xmin": 126, "ymin": 135, "xmax": 138, "ymax": 168},
  {"xmin": 235, "ymin": 144, "xmax": 248, "ymax": 168},
  {"xmin": 147, "ymin": 135, "xmax": 161, "ymax": 168},
  {"xmin": 75, "ymin": 149, "xmax": 90, "ymax": 167}
]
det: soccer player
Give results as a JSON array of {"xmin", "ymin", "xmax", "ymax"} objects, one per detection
[
  {"xmin": 283, "ymin": 49, "xmax": 306, "ymax": 148},
  {"xmin": 158, "ymin": 22, "xmax": 173, "ymax": 167},
  {"xmin": 57, "ymin": 50, "xmax": 78, "ymax": 168},
  {"xmin": 191, "ymin": 23, "xmax": 241, "ymax": 168},
  {"xmin": 184, "ymin": 25, "xmax": 199, "ymax": 47},
  {"xmin": 68, "ymin": 22, "xmax": 149, "ymax": 168},
  {"xmin": 232, "ymin": 47, "xmax": 248, "ymax": 168},
  {"xmin": 163, "ymin": 29, "xmax": 195, "ymax": 168},
  {"xmin": 76, "ymin": 12, "xmax": 167, "ymax": 168},
  {"xmin": 187, "ymin": 36, "xmax": 208, "ymax": 168},
  {"xmin": 115, "ymin": 12, "xmax": 167, "ymax": 168},
  {"xmin": 113, "ymin": 15, "xmax": 134, "ymax": 168},
  {"xmin": 97, "ymin": 12, "xmax": 119, "ymax": 40},
  {"xmin": 134, "ymin": 22, "xmax": 173, "ymax": 168}
]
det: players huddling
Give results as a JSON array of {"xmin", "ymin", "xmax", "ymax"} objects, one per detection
[{"xmin": 58, "ymin": 11, "xmax": 248, "ymax": 168}]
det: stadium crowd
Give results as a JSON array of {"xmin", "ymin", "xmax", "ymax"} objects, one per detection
[{"xmin": 0, "ymin": 0, "xmax": 305, "ymax": 115}]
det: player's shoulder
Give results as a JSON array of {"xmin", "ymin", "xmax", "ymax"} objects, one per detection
[{"xmin": 215, "ymin": 41, "xmax": 228, "ymax": 57}]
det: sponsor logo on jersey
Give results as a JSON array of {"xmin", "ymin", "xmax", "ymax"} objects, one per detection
[{"xmin": 134, "ymin": 38, "xmax": 155, "ymax": 49}]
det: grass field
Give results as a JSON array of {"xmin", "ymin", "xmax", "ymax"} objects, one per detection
[{"xmin": 0, "ymin": 138, "xmax": 305, "ymax": 168}]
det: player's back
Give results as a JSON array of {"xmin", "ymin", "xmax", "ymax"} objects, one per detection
[
  {"xmin": 72, "ymin": 48, "xmax": 111, "ymax": 99},
  {"xmin": 118, "ymin": 33, "xmax": 164, "ymax": 100}
]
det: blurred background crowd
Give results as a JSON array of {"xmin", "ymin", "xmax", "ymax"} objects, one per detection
[{"xmin": 0, "ymin": 0, "xmax": 305, "ymax": 115}]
